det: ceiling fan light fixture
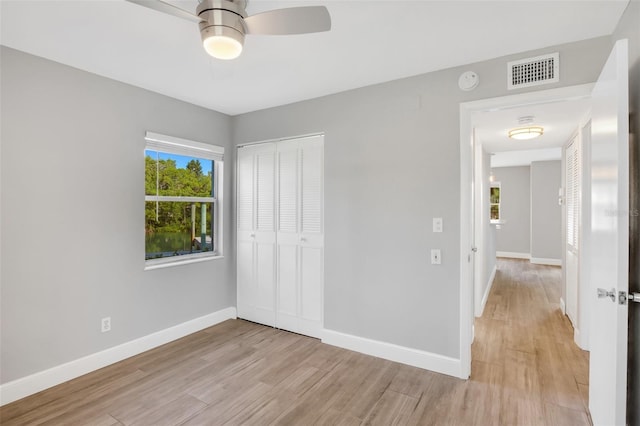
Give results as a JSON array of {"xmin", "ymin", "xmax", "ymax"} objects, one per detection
[
  {"xmin": 126, "ymin": 0, "xmax": 331, "ymax": 60},
  {"xmin": 508, "ymin": 126, "xmax": 544, "ymax": 140},
  {"xmin": 201, "ymin": 26, "xmax": 245, "ymax": 60},
  {"xmin": 203, "ymin": 34, "xmax": 243, "ymax": 60}
]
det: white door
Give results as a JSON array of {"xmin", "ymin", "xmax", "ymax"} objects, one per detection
[
  {"xmin": 297, "ymin": 136, "xmax": 324, "ymax": 337},
  {"xmin": 588, "ymin": 39, "xmax": 629, "ymax": 426},
  {"xmin": 238, "ymin": 136, "xmax": 324, "ymax": 338},
  {"xmin": 565, "ymin": 135, "xmax": 580, "ymax": 328},
  {"xmin": 237, "ymin": 143, "xmax": 277, "ymax": 327},
  {"xmin": 276, "ymin": 139, "xmax": 301, "ymax": 332},
  {"xmin": 275, "ymin": 136, "xmax": 324, "ymax": 337}
]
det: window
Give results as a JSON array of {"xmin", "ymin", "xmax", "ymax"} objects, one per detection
[
  {"xmin": 490, "ymin": 183, "xmax": 501, "ymax": 221},
  {"xmin": 144, "ymin": 132, "xmax": 224, "ymax": 267}
]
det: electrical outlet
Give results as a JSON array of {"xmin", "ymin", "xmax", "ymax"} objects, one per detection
[
  {"xmin": 431, "ymin": 249, "xmax": 442, "ymax": 265},
  {"xmin": 101, "ymin": 317, "xmax": 111, "ymax": 333}
]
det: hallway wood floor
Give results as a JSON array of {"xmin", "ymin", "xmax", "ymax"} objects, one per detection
[{"xmin": 0, "ymin": 258, "xmax": 590, "ymax": 425}]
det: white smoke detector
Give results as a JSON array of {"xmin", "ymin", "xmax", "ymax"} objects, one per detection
[{"xmin": 458, "ymin": 71, "xmax": 479, "ymax": 91}]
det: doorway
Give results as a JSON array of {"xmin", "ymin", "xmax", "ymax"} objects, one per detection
[
  {"xmin": 459, "ymin": 86, "xmax": 594, "ymax": 422},
  {"xmin": 460, "ymin": 84, "xmax": 593, "ymax": 377},
  {"xmin": 461, "ymin": 39, "xmax": 631, "ymax": 425}
]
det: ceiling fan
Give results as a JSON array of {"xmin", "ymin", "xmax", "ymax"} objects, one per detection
[{"xmin": 126, "ymin": 0, "xmax": 331, "ymax": 60}]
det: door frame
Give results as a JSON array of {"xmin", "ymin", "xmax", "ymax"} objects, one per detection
[{"xmin": 458, "ymin": 83, "xmax": 594, "ymax": 378}]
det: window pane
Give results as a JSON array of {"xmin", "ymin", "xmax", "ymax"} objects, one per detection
[
  {"xmin": 145, "ymin": 150, "xmax": 213, "ymax": 197},
  {"xmin": 145, "ymin": 151, "xmax": 158, "ymax": 196},
  {"xmin": 490, "ymin": 187, "xmax": 500, "ymax": 204},
  {"xmin": 145, "ymin": 202, "xmax": 214, "ymax": 260},
  {"xmin": 490, "ymin": 204, "xmax": 500, "ymax": 220}
]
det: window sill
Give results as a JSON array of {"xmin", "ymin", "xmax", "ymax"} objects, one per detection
[{"xmin": 144, "ymin": 253, "xmax": 224, "ymax": 271}]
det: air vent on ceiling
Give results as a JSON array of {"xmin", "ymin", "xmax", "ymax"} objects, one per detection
[{"xmin": 508, "ymin": 52, "xmax": 559, "ymax": 90}]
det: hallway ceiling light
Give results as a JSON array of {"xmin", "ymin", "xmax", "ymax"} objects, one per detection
[{"xmin": 508, "ymin": 126, "xmax": 544, "ymax": 140}]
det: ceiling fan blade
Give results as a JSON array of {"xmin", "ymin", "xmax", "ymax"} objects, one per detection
[
  {"xmin": 125, "ymin": 0, "xmax": 203, "ymax": 24},
  {"xmin": 244, "ymin": 6, "xmax": 331, "ymax": 36}
]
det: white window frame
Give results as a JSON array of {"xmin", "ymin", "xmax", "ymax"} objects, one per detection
[
  {"xmin": 490, "ymin": 182, "xmax": 501, "ymax": 223},
  {"xmin": 144, "ymin": 132, "xmax": 224, "ymax": 269}
]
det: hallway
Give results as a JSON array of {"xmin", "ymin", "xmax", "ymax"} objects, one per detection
[{"xmin": 471, "ymin": 258, "xmax": 591, "ymax": 425}]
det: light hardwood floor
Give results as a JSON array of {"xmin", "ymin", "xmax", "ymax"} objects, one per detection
[{"xmin": 1, "ymin": 258, "xmax": 590, "ymax": 425}]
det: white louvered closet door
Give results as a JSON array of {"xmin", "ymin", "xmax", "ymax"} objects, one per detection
[
  {"xmin": 565, "ymin": 135, "xmax": 580, "ymax": 328},
  {"xmin": 297, "ymin": 136, "xmax": 324, "ymax": 337},
  {"xmin": 237, "ymin": 143, "xmax": 277, "ymax": 327},
  {"xmin": 275, "ymin": 135, "xmax": 324, "ymax": 337},
  {"xmin": 237, "ymin": 135, "xmax": 324, "ymax": 338},
  {"xmin": 275, "ymin": 140, "xmax": 301, "ymax": 333}
]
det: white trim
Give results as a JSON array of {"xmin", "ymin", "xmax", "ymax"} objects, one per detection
[
  {"xmin": 478, "ymin": 265, "xmax": 497, "ymax": 317},
  {"xmin": 459, "ymin": 84, "xmax": 595, "ymax": 380},
  {"xmin": 472, "ymin": 135, "xmax": 484, "ymax": 321},
  {"xmin": 496, "ymin": 251, "xmax": 531, "ymax": 259},
  {"xmin": 145, "ymin": 131, "xmax": 224, "ymax": 159},
  {"xmin": 237, "ymin": 132, "xmax": 324, "ymax": 148},
  {"xmin": 0, "ymin": 307, "xmax": 237, "ymax": 406},
  {"xmin": 144, "ymin": 253, "xmax": 224, "ymax": 270},
  {"xmin": 322, "ymin": 329, "xmax": 462, "ymax": 379},
  {"xmin": 574, "ymin": 325, "xmax": 588, "ymax": 351},
  {"xmin": 560, "ymin": 297, "xmax": 566, "ymax": 315},
  {"xmin": 530, "ymin": 257, "xmax": 562, "ymax": 266},
  {"xmin": 459, "ymin": 102, "xmax": 473, "ymax": 380},
  {"xmin": 145, "ymin": 195, "xmax": 215, "ymax": 203},
  {"xmin": 216, "ymin": 161, "xmax": 224, "ymax": 257}
]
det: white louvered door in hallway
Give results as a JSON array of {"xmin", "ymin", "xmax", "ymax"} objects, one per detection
[{"xmin": 237, "ymin": 135, "xmax": 324, "ymax": 338}]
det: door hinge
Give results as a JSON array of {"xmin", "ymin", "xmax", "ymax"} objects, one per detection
[{"xmin": 618, "ymin": 291, "xmax": 640, "ymax": 305}]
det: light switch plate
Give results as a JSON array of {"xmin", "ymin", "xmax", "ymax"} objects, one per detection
[{"xmin": 433, "ymin": 218, "xmax": 443, "ymax": 233}]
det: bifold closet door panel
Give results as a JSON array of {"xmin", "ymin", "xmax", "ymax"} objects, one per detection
[
  {"xmin": 236, "ymin": 149, "xmax": 255, "ymax": 322},
  {"xmin": 275, "ymin": 136, "xmax": 324, "ymax": 336},
  {"xmin": 298, "ymin": 136, "xmax": 324, "ymax": 337},
  {"xmin": 236, "ymin": 143, "xmax": 277, "ymax": 327},
  {"xmin": 276, "ymin": 140, "xmax": 301, "ymax": 331}
]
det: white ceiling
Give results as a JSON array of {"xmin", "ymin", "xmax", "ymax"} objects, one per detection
[
  {"xmin": 474, "ymin": 96, "xmax": 592, "ymax": 167},
  {"xmin": 0, "ymin": 0, "xmax": 629, "ymax": 115}
]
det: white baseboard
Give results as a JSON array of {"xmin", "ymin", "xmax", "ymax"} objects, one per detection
[
  {"xmin": 0, "ymin": 307, "xmax": 237, "ymax": 406},
  {"xmin": 574, "ymin": 326, "xmax": 589, "ymax": 351},
  {"xmin": 560, "ymin": 297, "xmax": 566, "ymax": 315},
  {"xmin": 496, "ymin": 251, "xmax": 530, "ymax": 259},
  {"xmin": 478, "ymin": 265, "xmax": 497, "ymax": 317},
  {"xmin": 530, "ymin": 257, "xmax": 562, "ymax": 266},
  {"xmin": 322, "ymin": 329, "xmax": 462, "ymax": 379}
]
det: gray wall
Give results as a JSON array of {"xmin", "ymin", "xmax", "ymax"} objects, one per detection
[
  {"xmin": 0, "ymin": 47, "xmax": 236, "ymax": 383},
  {"xmin": 492, "ymin": 166, "xmax": 531, "ymax": 255},
  {"xmin": 233, "ymin": 37, "xmax": 611, "ymax": 359},
  {"xmin": 611, "ymin": 1, "xmax": 640, "ymax": 423},
  {"xmin": 531, "ymin": 161, "xmax": 562, "ymax": 260}
]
